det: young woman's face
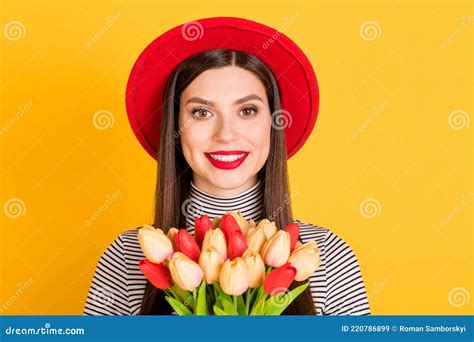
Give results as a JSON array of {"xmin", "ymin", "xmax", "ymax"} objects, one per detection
[{"xmin": 178, "ymin": 66, "xmax": 272, "ymax": 196}]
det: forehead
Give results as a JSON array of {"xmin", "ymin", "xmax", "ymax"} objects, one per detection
[{"xmin": 181, "ymin": 66, "xmax": 267, "ymax": 100}]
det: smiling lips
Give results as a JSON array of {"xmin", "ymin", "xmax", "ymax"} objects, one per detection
[{"xmin": 204, "ymin": 150, "xmax": 250, "ymax": 170}]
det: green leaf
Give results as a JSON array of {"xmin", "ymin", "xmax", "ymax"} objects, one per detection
[
  {"xmin": 195, "ymin": 280, "xmax": 208, "ymax": 315},
  {"xmin": 249, "ymin": 293, "xmax": 267, "ymax": 315},
  {"xmin": 213, "ymin": 305, "xmax": 228, "ymax": 315},
  {"xmin": 220, "ymin": 295, "xmax": 238, "ymax": 315},
  {"xmin": 235, "ymin": 294, "xmax": 246, "ymax": 315},
  {"xmin": 264, "ymin": 282, "xmax": 310, "ymax": 315},
  {"xmin": 165, "ymin": 296, "xmax": 193, "ymax": 316}
]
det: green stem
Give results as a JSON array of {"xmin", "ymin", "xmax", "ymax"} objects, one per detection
[
  {"xmin": 233, "ymin": 295, "xmax": 238, "ymax": 313},
  {"xmin": 245, "ymin": 288, "xmax": 252, "ymax": 315}
]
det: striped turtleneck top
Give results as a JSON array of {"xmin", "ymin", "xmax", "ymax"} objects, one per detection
[{"xmin": 84, "ymin": 179, "xmax": 371, "ymax": 315}]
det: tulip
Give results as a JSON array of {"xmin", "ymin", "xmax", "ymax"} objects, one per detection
[
  {"xmin": 168, "ymin": 252, "xmax": 203, "ymax": 291},
  {"xmin": 194, "ymin": 214, "xmax": 212, "ymax": 248},
  {"xmin": 219, "ymin": 257, "xmax": 249, "ymax": 296},
  {"xmin": 246, "ymin": 228, "xmax": 267, "ymax": 254},
  {"xmin": 263, "ymin": 263, "xmax": 297, "ymax": 295},
  {"xmin": 138, "ymin": 224, "xmax": 173, "ymax": 264},
  {"xmin": 283, "ymin": 223, "xmax": 300, "ymax": 251},
  {"xmin": 228, "ymin": 211, "xmax": 249, "ymax": 236},
  {"xmin": 202, "ymin": 228, "xmax": 227, "ymax": 261},
  {"xmin": 288, "ymin": 241, "xmax": 321, "ymax": 281},
  {"xmin": 139, "ymin": 259, "xmax": 172, "ymax": 290},
  {"xmin": 199, "ymin": 247, "xmax": 225, "ymax": 284},
  {"xmin": 174, "ymin": 229, "xmax": 201, "ymax": 263},
  {"xmin": 257, "ymin": 219, "xmax": 277, "ymax": 239},
  {"xmin": 167, "ymin": 227, "xmax": 179, "ymax": 249},
  {"xmin": 242, "ymin": 249, "xmax": 265, "ymax": 288},
  {"xmin": 228, "ymin": 229, "xmax": 248, "ymax": 259},
  {"xmin": 246, "ymin": 227, "xmax": 256, "ymax": 239},
  {"xmin": 220, "ymin": 214, "xmax": 241, "ymax": 242},
  {"xmin": 261, "ymin": 230, "xmax": 291, "ymax": 267}
]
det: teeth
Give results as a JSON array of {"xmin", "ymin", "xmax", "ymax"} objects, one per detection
[{"xmin": 209, "ymin": 153, "xmax": 245, "ymax": 162}]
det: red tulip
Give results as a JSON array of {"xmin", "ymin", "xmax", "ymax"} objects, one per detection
[
  {"xmin": 220, "ymin": 214, "xmax": 241, "ymax": 242},
  {"xmin": 228, "ymin": 229, "xmax": 248, "ymax": 259},
  {"xmin": 139, "ymin": 259, "xmax": 172, "ymax": 290},
  {"xmin": 174, "ymin": 229, "xmax": 201, "ymax": 262},
  {"xmin": 195, "ymin": 214, "xmax": 212, "ymax": 247},
  {"xmin": 283, "ymin": 223, "xmax": 300, "ymax": 251},
  {"xmin": 263, "ymin": 263, "xmax": 297, "ymax": 295}
]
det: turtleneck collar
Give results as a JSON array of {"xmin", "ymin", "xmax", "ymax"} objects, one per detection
[{"xmin": 184, "ymin": 179, "xmax": 264, "ymax": 234}]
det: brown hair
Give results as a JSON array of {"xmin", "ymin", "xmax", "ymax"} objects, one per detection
[{"xmin": 139, "ymin": 49, "xmax": 316, "ymax": 315}]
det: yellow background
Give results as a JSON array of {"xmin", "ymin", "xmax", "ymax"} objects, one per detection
[{"xmin": 1, "ymin": 0, "xmax": 472, "ymax": 315}]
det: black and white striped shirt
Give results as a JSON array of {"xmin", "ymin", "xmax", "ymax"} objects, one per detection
[{"xmin": 84, "ymin": 179, "xmax": 371, "ymax": 315}]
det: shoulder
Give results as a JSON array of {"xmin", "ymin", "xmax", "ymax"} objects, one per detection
[{"xmin": 293, "ymin": 219, "xmax": 359, "ymax": 259}]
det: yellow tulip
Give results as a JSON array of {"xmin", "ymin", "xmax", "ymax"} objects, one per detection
[
  {"xmin": 242, "ymin": 249, "xmax": 265, "ymax": 288},
  {"xmin": 228, "ymin": 211, "xmax": 249, "ymax": 236},
  {"xmin": 202, "ymin": 228, "xmax": 227, "ymax": 261},
  {"xmin": 167, "ymin": 227, "xmax": 179, "ymax": 249},
  {"xmin": 219, "ymin": 257, "xmax": 249, "ymax": 296},
  {"xmin": 261, "ymin": 230, "xmax": 291, "ymax": 267},
  {"xmin": 168, "ymin": 252, "xmax": 203, "ymax": 291},
  {"xmin": 199, "ymin": 247, "xmax": 225, "ymax": 284},
  {"xmin": 257, "ymin": 219, "xmax": 277, "ymax": 239},
  {"xmin": 246, "ymin": 228, "xmax": 267, "ymax": 254},
  {"xmin": 138, "ymin": 224, "xmax": 173, "ymax": 264},
  {"xmin": 288, "ymin": 241, "xmax": 321, "ymax": 281}
]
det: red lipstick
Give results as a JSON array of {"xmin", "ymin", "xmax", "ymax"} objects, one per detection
[{"xmin": 204, "ymin": 151, "xmax": 249, "ymax": 170}]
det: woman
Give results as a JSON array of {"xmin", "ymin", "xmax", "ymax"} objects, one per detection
[{"xmin": 84, "ymin": 17, "xmax": 370, "ymax": 316}]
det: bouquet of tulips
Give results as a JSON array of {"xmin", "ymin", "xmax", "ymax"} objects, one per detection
[{"xmin": 138, "ymin": 211, "xmax": 321, "ymax": 315}]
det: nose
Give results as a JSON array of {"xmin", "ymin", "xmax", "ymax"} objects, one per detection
[{"xmin": 213, "ymin": 112, "xmax": 239, "ymax": 143}]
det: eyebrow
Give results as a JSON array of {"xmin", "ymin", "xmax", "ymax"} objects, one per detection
[{"xmin": 184, "ymin": 94, "xmax": 264, "ymax": 106}]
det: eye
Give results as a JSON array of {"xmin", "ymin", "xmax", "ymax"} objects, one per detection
[
  {"xmin": 191, "ymin": 107, "xmax": 212, "ymax": 119},
  {"xmin": 240, "ymin": 106, "xmax": 258, "ymax": 117}
]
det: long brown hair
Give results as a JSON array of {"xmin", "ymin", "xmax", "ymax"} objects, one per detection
[{"xmin": 139, "ymin": 49, "xmax": 316, "ymax": 315}]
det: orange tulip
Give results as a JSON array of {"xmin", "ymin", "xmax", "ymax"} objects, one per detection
[
  {"xmin": 168, "ymin": 252, "xmax": 203, "ymax": 291},
  {"xmin": 167, "ymin": 227, "xmax": 179, "ymax": 249},
  {"xmin": 288, "ymin": 241, "xmax": 321, "ymax": 281},
  {"xmin": 138, "ymin": 224, "xmax": 173, "ymax": 264},
  {"xmin": 202, "ymin": 228, "xmax": 227, "ymax": 261},
  {"xmin": 246, "ymin": 228, "xmax": 267, "ymax": 254},
  {"xmin": 242, "ymin": 249, "xmax": 265, "ymax": 288},
  {"xmin": 228, "ymin": 211, "xmax": 249, "ymax": 236},
  {"xmin": 219, "ymin": 257, "xmax": 249, "ymax": 296},
  {"xmin": 257, "ymin": 219, "xmax": 277, "ymax": 239},
  {"xmin": 261, "ymin": 230, "xmax": 291, "ymax": 267},
  {"xmin": 199, "ymin": 247, "xmax": 225, "ymax": 284}
]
